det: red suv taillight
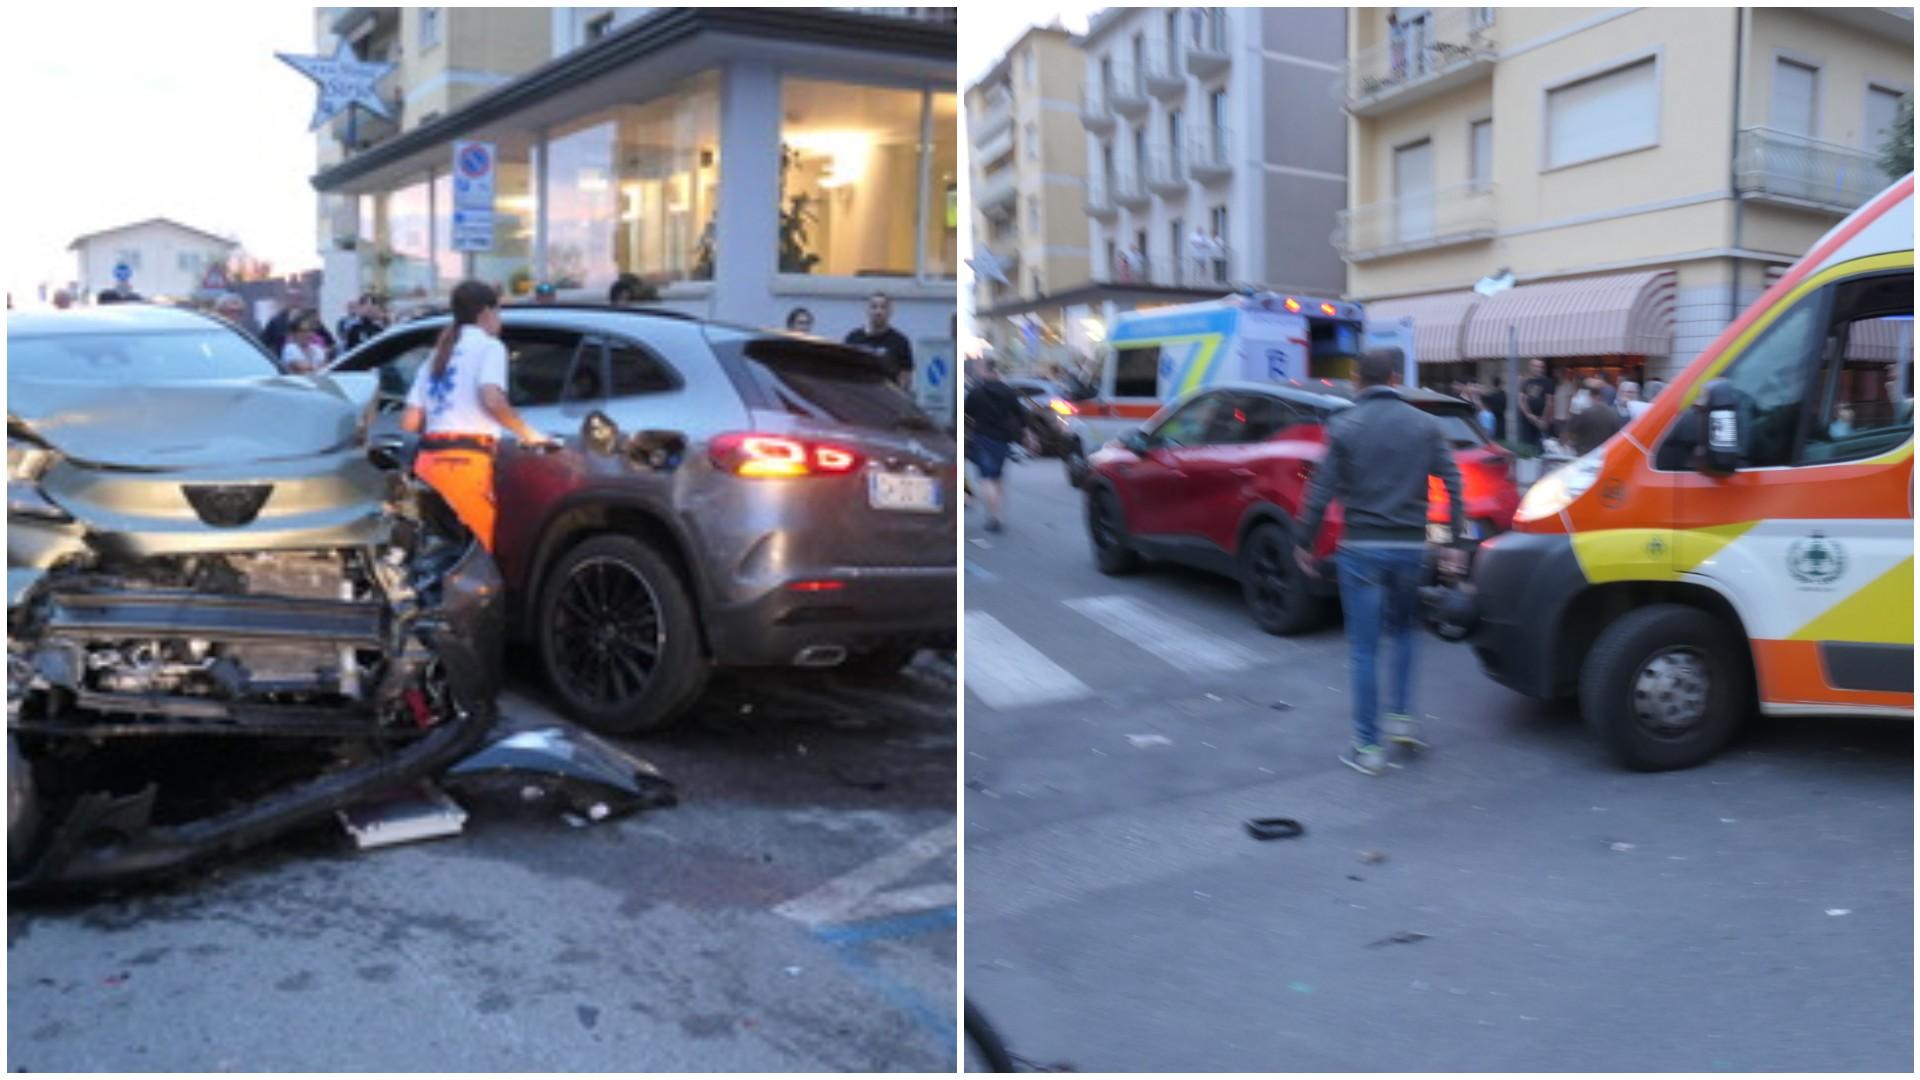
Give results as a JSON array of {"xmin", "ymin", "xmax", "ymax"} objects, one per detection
[{"xmin": 709, "ymin": 433, "xmax": 864, "ymax": 478}]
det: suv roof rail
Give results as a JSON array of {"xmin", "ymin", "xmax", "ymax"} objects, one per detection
[{"xmin": 503, "ymin": 301, "xmax": 699, "ymax": 321}]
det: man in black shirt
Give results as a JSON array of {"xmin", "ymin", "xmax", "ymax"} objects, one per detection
[
  {"xmin": 1517, "ymin": 358, "xmax": 1553, "ymax": 448},
  {"xmin": 1481, "ymin": 376, "xmax": 1508, "ymax": 441},
  {"xmin": 964, "ymin": 358, "xmax": 1026, "ymax": 534},
  {"xmin": 846, "ymin": 292, "xmax": 914, "ymax": 392}
]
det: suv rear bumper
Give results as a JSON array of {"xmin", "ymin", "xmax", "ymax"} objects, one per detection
[{"xmin": 705, "ymin": 566, "xmax": 958, "ymax": 666}]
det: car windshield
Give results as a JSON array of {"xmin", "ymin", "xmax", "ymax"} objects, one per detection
[{"xmin": 9, "ymin": 330, "xmax": 279, "ymax": 383}]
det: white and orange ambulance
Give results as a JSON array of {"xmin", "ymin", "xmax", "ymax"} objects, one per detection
[{"xmin": 1466, "ymin": 174, "xmax": 1913, "ymax": 770}]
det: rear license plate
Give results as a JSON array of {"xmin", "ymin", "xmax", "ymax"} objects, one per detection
[{"xmin": 868, "ymin": 472, "xmax": 942, "ymax": 513}]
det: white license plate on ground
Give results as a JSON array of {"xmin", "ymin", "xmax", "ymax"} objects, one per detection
[{"xmin": 868, "ymin": 472, "xmax": 942, "ymax": 512}]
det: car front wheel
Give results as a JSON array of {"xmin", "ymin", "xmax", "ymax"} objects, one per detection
[
  {"xmin": 1087, "ymin": 488, "xmax": 1141, "ymax": 575},
  {"xmin": 537, "ymin": 534, "xmax": 709, "ymax": 734}
]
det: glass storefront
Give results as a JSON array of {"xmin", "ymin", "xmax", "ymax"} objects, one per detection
[
  {"xmin": 473, "ymin": 146, "xmax": 538, "ymax": 297},
  {"xmin": 385, "ymin": 180, "xmax": 432, "ymax": 300},
  {"xmin": 431, "ymin": 171, "xmax": 462, "ymax": 286}
]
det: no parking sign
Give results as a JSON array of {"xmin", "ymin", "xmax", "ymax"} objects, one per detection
[{"xmin": 452, "ymin": 140, "xmax": 495, "ymax": 252}]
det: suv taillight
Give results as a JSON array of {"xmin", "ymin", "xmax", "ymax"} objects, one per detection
[{"xmin": 709, "ymin": 433, "xmax": 864, "ymax": 478}]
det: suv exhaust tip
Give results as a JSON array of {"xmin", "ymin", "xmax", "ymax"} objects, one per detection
[{"xmin": 792, "ymin": 645, "xmax": 848, "ymax": 668}]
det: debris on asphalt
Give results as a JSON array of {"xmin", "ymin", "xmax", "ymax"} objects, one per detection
[
  {"xmin": 1125, "ymin": 734, "xmax": 1172, "ymax": 748},
  {"xmin": 1358, "ymin": 849, "xmax": 1387, "ymax": 864},
  {"xmin": 1347, "ymin": 874, "xmax": 1363, "ymax": 882},
  {"xmin": 1245, "ymin": 818, "xmax": 1305, "ymax": 840},
  {"xmin": 103, "ymin": 972, "xmax": 130, "ymax": 987},
  {"xmin": 1204, "ymin": 692, "xmax": 1222, "ymax": 702},
  {"xmin": 785, "ymin": 966, "xmax": 804, "ymax": 977},
  {"xmin": 1269, "ymin": 701, "xmax": 1292, "ymax": 712},
  {"xmin": 1825, "ymin": 908, "xmax": 1852, "ymax": 916},
  {"xmin": 443, "ymin": 726, "xmax": 677, "ymax": 824},
  {"xmin": 337, "ymin": 782, "xmax": 468, "ymax": 849},
  {"xmin": 1365, "ymin": 931, "xmax": 1430, "ymax": 949},
  {"xmin": 1720, "ymin": 817, "xmax": 1737, "ymax": 823},
  {"xmin": 1610, "ymin": 842, "xmax": 1636, "ymax": 853}
]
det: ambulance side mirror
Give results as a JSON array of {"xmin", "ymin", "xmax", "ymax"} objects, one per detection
[{"xmin": 1695, "ymin": 379, "xmax": 1741, "ymax": 477}]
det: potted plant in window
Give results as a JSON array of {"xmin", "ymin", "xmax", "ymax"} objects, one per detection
[{"xmin": 778, "ymin": 143, "xmax": 821, "ymax": 275}]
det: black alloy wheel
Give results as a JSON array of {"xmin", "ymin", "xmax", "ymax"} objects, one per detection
[
  {"xmin": 1239, "ymin": 522, "xmax": 1322, "ymax": 635},
  {"xmin": 537, "ymin": 534, "xmax": 708, "ymax": 734}
]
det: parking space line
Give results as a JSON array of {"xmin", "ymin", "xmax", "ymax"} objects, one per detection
[
  {"xmin": 1063, "ymin": 594, "xmax": 1263, "ymax": 673},
  {"xmin": 773, "ymin": 822, "xmax": 956, "ymax": 928},
  {"xmin": 962, "ymin": 611, "xmax": 1094, "ymax": 709}
]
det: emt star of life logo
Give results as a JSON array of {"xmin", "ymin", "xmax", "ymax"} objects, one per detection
[{"xmin": 1787, "ymin": 532, "xmax": 1847, "ymax": 587}]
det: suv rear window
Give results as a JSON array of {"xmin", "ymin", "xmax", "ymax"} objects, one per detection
[
  {"xmin": 1417, "ymin": 404, "xmax": 1490, "ymax": 448},
  {"xmin": 717, "ymin": 335, "xmax": 939, "ymax": 432}
]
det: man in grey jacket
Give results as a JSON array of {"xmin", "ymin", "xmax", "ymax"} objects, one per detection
[{"xmin": 1295, "ymin": 349, "xmax": 1465, "ymax": 775}]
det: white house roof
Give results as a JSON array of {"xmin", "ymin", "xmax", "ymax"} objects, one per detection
[{"xmin": 67, "ymin": 217, "xmax": 239, "ymax": 252}]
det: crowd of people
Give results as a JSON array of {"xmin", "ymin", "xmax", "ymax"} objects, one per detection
[{"xmin": 1439, "ymin": 362, "xmax": 1666, "ymax": 457}]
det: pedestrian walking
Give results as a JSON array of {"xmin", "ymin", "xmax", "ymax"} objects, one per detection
[
  {"xmin": 1565, "ymin": 376, "xmax": 1622, "ymax": 455},
  {"xmin": 1617, "ymin": 379, "xmax": 1650, "ymax": 421},
  {"xmin": 1517, "ymin": 359, "xmax": 1552, "ymax": 448},
  {"xmin": 964, "ymin": 357, "xmax": 1027, "ymax": 534},
  {"xmin": 786, "ymin": 307, "xmax": 815, "ymax": 334},
  {"xmin": 846, "ymin": 291, "xmax": 914, "ymax": 391},
  {"xmin": 1294, "ymin": 348, "xmax": 1464, "ymax": 776},
  {"xmin": 401, "ymin": 280, "xmax": 556, "ymax": 553},
  {"xmin": 280, "ymin": 313, "xmax": 330, "ymax": 374}
]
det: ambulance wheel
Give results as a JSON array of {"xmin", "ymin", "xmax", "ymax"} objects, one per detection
[
  {"xmin": 1239, "ymin": 522, "xmax": 1322, "ymax": 635},
  {"xmin": 1087, "ymin": 487, "xmax": 1141, "ymax": 575},
  {"xmin": 1580, "ymin": 604, "xmax": 1748, "ymax": 772}
]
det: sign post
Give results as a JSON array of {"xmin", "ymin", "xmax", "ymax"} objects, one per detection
[
  {"xmin": 1475, "ymin": 269, "xmax": 1518, "ymax": 439},
  {"xmin": 451, "ymin": 140, "xmax": 497, "ymax": 255}
]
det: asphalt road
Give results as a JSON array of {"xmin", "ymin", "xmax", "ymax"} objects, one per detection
[
  {"xmin": 9, "ymin": 655, "xmax": 957, "ymax": 1072},
  {"xmin": 962, "ymin": 458, "xmax": 1914, "ymax": 1073}
]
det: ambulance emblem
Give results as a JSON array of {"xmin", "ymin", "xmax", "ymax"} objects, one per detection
[{"xmin": 1787, "ymin": 532, "xmax": 1847, "ymax": 586}]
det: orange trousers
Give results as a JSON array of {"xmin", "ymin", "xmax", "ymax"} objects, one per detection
[{"xmin": 414, "ymin": 448, "xmax": 496, "ymax": 553}]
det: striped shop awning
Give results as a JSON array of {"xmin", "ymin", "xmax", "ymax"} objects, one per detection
[
  {"xmin": 1461, "ymin": 270, "xmax": 1677, "ymax": 361},
  {"xmin": 1363, "ymin": 290, "xmax": 1480, "ymax": 364}
]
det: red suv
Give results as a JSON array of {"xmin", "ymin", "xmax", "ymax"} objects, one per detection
[{"xmin": 1084, "ymin": 381, "xmax": 1519, "ymax": 633}]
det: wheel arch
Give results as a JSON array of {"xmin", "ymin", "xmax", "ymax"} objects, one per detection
[
  {"xmin": 1553, "ymin": 579, "xmax": 1757, "ymax": 700},
  {"xmin": 1234, "ymin": 500, "xmax": 1297, "ymax": 556},
  {"xmin": 521, "ymin": 494, "xmax": 713, "ymax": 656}
]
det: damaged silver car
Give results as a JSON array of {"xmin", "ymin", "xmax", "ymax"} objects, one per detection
[{"xmin": 8, "ymin": 306, "xmax": 504, "ymax": 893}]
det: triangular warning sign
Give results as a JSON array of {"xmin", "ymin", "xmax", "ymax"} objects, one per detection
[{"xmin": 201, "ymin": 263, "xmax": 231, "ymax": 291}]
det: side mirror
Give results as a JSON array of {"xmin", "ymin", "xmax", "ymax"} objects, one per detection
[
  {"xmin": 367, "ymin": 433, "xmax": 415, "ymax": 472},
  {"xmin": 1695, "ymin": 378, "xmax": 1740, "ymax": 476},
  {"xmin": 1120, "ymin": 430, "xmax": 1152, "ymax": 456}
]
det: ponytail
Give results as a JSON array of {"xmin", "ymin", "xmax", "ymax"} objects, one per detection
[
  {"xmin": 430, "ymin": 323, "xmax": 457, "ymax": 379},
  {"xmin": 431, "ymin": 279, "xmax": 502, "ymax": 379}
]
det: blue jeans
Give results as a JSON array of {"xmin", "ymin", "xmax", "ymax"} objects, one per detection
[{"xmin": 1336, "ymin": 544, "xmax": 1425, "ymax": 749}]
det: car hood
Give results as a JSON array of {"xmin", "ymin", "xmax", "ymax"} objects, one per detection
[{"xmin": 9, "ymin": 376, "xmax": 363, "ymax": 469}]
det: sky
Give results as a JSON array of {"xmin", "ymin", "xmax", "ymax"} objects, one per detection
[{"xmin": 2, "ymin": 4, "xmax": 322, "ymax": 304}]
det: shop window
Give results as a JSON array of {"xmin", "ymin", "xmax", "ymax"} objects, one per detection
[
  {"xmin": 545, "ymin": 72, "xmax": 720, "ymax": 294},
  {"xmin": 473, "ymin": 145, "xmax": 537, "ymax": 298},
  {"xmin": 779, "ymin": 79, "xmax": 956, "ymax": 280},
  {"xmin": 385, "ymin": 180, "xmax": 433, "ymax": 300},
  {"xmin": 431, "ymin": 171, "xmax": 462, "ymax": 287}
]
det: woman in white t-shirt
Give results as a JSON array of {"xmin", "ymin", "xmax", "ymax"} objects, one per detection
[
  {"xmin": 280, "ymin": 313, "xmax": 330, "ymax": 374},
  {"xmin": 401, "ymin": 280, "xmax": 554, "ymax": 552}
]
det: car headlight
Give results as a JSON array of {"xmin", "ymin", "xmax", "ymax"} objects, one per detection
[
  {"xmin": 8, "ymin": 437, "xmax": 69, "ymax": 521},
  {"xmin": 1515, "ymin": 447, "xmax": 1605, "ymax": 524}
]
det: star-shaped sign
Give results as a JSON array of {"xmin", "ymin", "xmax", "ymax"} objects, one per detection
[
  {"xmin": 967, "ymin": 248, "xmax": 1009, "ymax": 286},
  {"xmin": 277, "ymin": 38, "xmax": 398, "ymax": 131}
]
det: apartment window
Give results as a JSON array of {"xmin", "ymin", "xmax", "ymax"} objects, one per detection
[
  {"xmin": 1101, "ymin": 142, "xmax": 1115, "ymax": 192},
  {"xmin": 546, "ymin": 72, "xmax": 722, "ymax": 292},
  {"xmin": 1470, "ymin": 119, "xmax": 1493, "ymax": 188},
  {"xmin": 780, "ymin": 79, "xmax": 956, "ymax": 279},
  {"xmin": 1168, "ymin": 109, "xmax": 1183, "ymax": 166},
  {"xmin": 1209, "ymin": 205, "xmax": 1228, "ymax": 282},
  {"xmin": 585, "ymin": 12, "xmax": 616, "ymax": 42},
  {"xmin": 1165, "ymin": 9, "xmax": 1181, "ymax": 67},
  {"xmin": 1024, "ymin": 49, "xmax": 1036, "ymax": 87},
  {"xmin": 418, "ymin": 7, "xmax": 442, "ymax": 52},
  {"xmin": 1100, "ymin": 56, "xmax": 1114, "ymax": 96},
  {"xmin": 1133, "ymin": 126, "xmax": 1148, "ymax": 173},
  {"xmin": 1866, "ymin": 84, "xmax": 1903, "ymax": 150},
  {"xmin": 1170, "ymin": 218, "xmax": 1184, "ymax": 284},
  {"xmin": 1106, "ymin": 239, "xmax": 1117, "ymax": 277},
  {"xmin": 1544, "ymin": 55, "xmax": 1659, "ymax": 170},
  {"xmin": 1131, "ymin": 33, "xmax": 1146, "ymax": 84},
  {"xmin": 1393, "ymin": 138, "xmax": 1435, "ymax": 242},
  {"xmin": 176, "ymin": 251, "xmax": 202, "ymax": 273},
  {"xmin": 1770, "ymin": 57, "xmax": 1819, "ymax": 137},
  {"xmin": 1026, "ymin": 121, "xmax": 1039, "ymax": 161}
]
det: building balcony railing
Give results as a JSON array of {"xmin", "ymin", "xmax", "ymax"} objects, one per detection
[
  {"xmin": 976, "ymin": 127, "xmax": 1015, "ymax": 169},
  {"xmin": 1143, "ymin": 56, "xmax": 1185, "ymax": 99},
  {"xmin": 1080, "ymin": 83, "xmax": 1116, "ymax": 133},
  {"xmin": 1189, "ymin": 127, "xmax": 1232, "ymax": 182},
  {"xmin": 1109, "ymin": 68, "xmax": 1151, "ymax": 118},
  {"xmin": 977, "ymin": 171, "xmax": 1018, "ymax": 219},
  {"xmin": 1146, "ymin": 151, "xmax": 1188, "ymax": 196},
  {"xmin": 1086, "ymin": 174, "xmax": 1120, "ymax": 221},
  {"xmin": 1186, "ymin": 11, "xmax": 1231, "ymax": 77},
  {"xmin": 972, "ymin": 98, "xmax": 1013, "ymax": 142},
  {"xmin": 1112, "ymin": 168, "xmax": 1152, "ymax": 209},
  {"xmin": 1734, "ymin": 127, "xmax": 1893, "ymax": 215},
  {"xmin": 1334, "ymin": 182, "xmax": 1497, "ymax": 261},
  {"xmin": 1111, "ymin": 250, "xmax": 1235, "ymax": 288},
  {"xmin": 1344, "ymin": 8, "xmax": 1496, "ymax": 117},
  {"xmin": 985, "ymin": 236, "xmax": 1022, "ymax": 269}
]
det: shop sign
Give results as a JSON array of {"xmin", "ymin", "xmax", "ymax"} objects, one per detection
[
  {"xmin": 451, "ymin": 141, "xmax": 496, "ymax": 252},
  {"xmin": 277, "ymin": 40, "xmax": 398, "ymax": 131}
]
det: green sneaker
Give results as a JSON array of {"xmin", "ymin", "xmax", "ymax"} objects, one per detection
[
  {"xmin": 1383, "ymin": 713, "xmax": 1426, "ymax": 748},
  {"xmin": 1340, "ymin": 744, "xmax": 1387, "ymax": 776}
]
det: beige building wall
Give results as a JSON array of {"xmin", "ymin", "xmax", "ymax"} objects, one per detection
[{"xmin": 1343, "ymin": 6, "xmax": 1912, "ymax": 379}]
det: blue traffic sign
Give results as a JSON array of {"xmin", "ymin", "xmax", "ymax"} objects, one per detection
[
  {"xmin": 927, "ymin": 357, "xmax": 948, "ymax": 386},
  {"xmin": 457, "ymin": 144, "xmax": 491, "ymax": 179},
  {"xmin": 113, "ymin": 262, "xmax": 132, "ymax": 282}
]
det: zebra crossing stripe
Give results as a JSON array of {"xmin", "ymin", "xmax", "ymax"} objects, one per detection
[
  {"xmin": 1063, "ymin": 594, "xmax": 1263, "ymax": 673},
  {"xmin": 963, "ymin": 610, "xmax": 1093, "ymax": 709}
]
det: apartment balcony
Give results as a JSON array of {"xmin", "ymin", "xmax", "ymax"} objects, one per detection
[
  {"xmin": 1187, "ymin": 12, "xmax": 1231, "ymax": 78},
  {"xmin": 1085, "ymin": 175, "xmax": 1120, "ymax": 222},
  {"xmin": 1335, "ymin": 182, "xmax": 1497, "ymax": 262},
  {"xmin": 1112, "ymin": 251, "xmax": 1235, "ymax": 288},
  {"xmin": 1080, "ymin": 84, "xmax": 1116, "ymax": 133},
  {"xmin": 1112, "ymin": 168, "xmax": 1152, "ymax": 210},
  {"xmin": 1734, "ymin": 127, "xmax": 1892, "ymax": 215},
  {"xmin": 985, "ymin": 236, "xmax": 1022, "ymax": 271},
  {"xmin": 977, "ymin": 170, "xmax": 1019, "ymax": 220},
  {"xmin": 1143, "ymin": 56, "xmax": 1186, "ymax": 100},
  {"xmin": 972, "ymin": 97, "xmax": 1013, "ymax": 143},
  {"xmin": 1146, "ymin": 152, "xmax": 1188, "ymax": 197},
  {"xmin": 1109, "ymin": 69, "xmax": 1151, "ymax": 119},
  {"xmin": 1344, "ymin": 8, "xmax": 1496, "ymax": 117},
  {"xmin": 976, "ymin": 126, "xmax": 1015, "ymax": 169},
  {"xmin": 1189, "ymin": 127, "xmax": 1232, "ymax": 183}
]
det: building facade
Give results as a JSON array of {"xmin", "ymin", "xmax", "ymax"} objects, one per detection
[
  {"xmin": 1340, "ymin": 6, "xmax": 1913, "ymax": 388},
  {"xmin": 68, "ymin": 218, "xmax": 239, "ymax": 303},
  {"xmin": 310, "ymin": 7, "xmax": 956, "ymax": 369},
  {"xmin": 966, "ymin": 26, "xmax": 1093, "ymax": 363}
]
